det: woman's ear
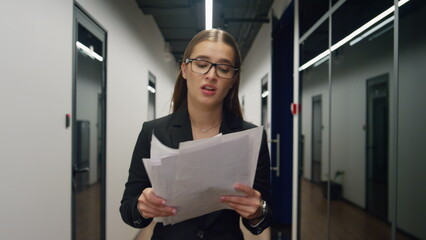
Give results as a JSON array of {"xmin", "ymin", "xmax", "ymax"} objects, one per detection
[{"xmin": 181, "ymin": 62, "xmax": 187, "ymax": 79}]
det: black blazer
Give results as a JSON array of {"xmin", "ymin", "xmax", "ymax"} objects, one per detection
[{"xmin": 120, "ymin": 103, "xmax": 272, "ymax": 240}]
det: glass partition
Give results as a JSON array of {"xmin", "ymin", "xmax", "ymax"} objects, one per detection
[
  {"xmin": 297, "ymin": 0, "xmax": 426, "ymax": 239},
  {"xmin": 330, "ymin": 0, "xmax": 394, "ymax": 239},
  {"xmin": 397, "ymin": 0, "xmax": 426, "ymax": 239},
  {"xmin": 299, "ymin": 20, "xmax": 329, "ymax": 240}
]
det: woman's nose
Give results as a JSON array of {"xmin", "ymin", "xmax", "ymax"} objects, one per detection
[{"xmin": 205, "ymin": 65, "xmax": 218, "ymax": 80}]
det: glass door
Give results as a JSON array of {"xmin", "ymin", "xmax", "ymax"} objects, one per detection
[{"xmin": 72, "ymin": 5, "xmax": 106, "ymax": 240}]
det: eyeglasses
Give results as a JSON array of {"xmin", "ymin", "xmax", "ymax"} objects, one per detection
[{"xmin": 185, "ymin": 58, "xmax": 238, "ymax": 80}]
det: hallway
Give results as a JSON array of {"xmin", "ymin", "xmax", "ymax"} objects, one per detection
[
  {"xmin": 1, "ymin": 0, "xmax": 425, "ymax": 239},
  {"xmin": 300, "ymin": 179, "xmax": 414, "ymax": 240}
]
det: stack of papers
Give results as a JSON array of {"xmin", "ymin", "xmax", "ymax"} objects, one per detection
[{"xmin": 142, "ymin": 126, "xmax": 263, "ymax": 225}]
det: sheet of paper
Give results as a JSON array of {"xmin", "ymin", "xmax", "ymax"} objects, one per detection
[{"xmin": 142, "ymin": 126, "xmax": 263, "ymax": 225}]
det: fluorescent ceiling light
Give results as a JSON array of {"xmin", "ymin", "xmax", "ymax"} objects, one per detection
[
  {"xmin": 298, "ymin": 0, "xmax": 409, "ymax": 71},
  {"xmin": 350, "ymin": 16, "xmax": 394, "ymax": 46},
  {"xmin": 76, "ymin": 41, "xmax": 103, "ymax": 62},
  {"xmin": 313, "ymin": 55, "xmax": 330, "ymax": 67},
  {"xmin": 147, "ymin": 85, "xmax": 156, "ymax": 93},
  {"xmin": 299, "ymin": 49, "xmax": 330, "ymax": 71},
  {"xmin": 368, "ymin": 25, "xmax": 393, "ymax": 42},
  {"xmin": 205, "ymin": 0, "xmax": 213, "ymax": 30}
]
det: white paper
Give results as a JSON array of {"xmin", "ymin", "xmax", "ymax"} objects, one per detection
[{"xmin": 142, "ymin": 126, "xmax": 263, "ymax": 225}]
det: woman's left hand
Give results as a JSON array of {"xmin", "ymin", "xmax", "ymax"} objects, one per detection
[{"xmin": 220, "ymin": 183, "xmax": 263, "ymax": 220}]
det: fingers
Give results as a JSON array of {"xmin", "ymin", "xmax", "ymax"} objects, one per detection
[
  {"xmin": 137, "ymin": 188, "xmax": 176, "ymax": 218},
  {"xmin": 144, "ymin": 188, "xmax": 166, "ymax": 205},
  {"xmin": 223, "ymin": 199, "xmax": 260, "ymax": 219},
  {"xmin": 234, "ymin": 184, "xmax": 260, "ymax": 198},
  {"xmin": 220, "ymin": 184, "xmax": 262, "ymax": 219},
  {"xmin": 220, "ymin": 195, "xmax": 260, "ymax": 210}
]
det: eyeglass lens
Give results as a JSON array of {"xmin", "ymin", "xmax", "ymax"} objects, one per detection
[{"xmin": 190, "ymin": 60, "xmax": 235, "ymax": 79}]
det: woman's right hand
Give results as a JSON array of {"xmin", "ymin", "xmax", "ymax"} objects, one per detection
[{"xmin": 137, "ymin": 188, "xmax": 177, "ymax": 218}]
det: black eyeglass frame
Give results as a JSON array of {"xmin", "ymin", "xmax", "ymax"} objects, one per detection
[{"xmin": 184, "ymin": 58, "xmax": 239, "ymax": 79}]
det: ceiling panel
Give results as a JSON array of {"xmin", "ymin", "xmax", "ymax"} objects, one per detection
[{"xmin": 135, "ymin": 0, "xmax": 274, "ymax": 62}]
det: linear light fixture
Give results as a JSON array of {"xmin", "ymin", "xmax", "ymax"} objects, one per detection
[
  {"xmin": 368, "ymin": 25, "xmax": 394, "ymax": 42},
  {"xmin": 76, "ymin": 41, "xmax": 103, "ymax": 62},
  {"xmin": 299, "ymin": 49, "xmax": 330, "ymax": 71},
  {"xmin": 298, "ymin": 0, "xmax": 409, "ymax": 71},
  {"xmin": 261, "ymin": 90, "xmax": 270, "ymax": 98},
  {"xmin": 205, "ymin": 0, "xmax": 213, "ymax": 30},
  {"xmin": 313, "ymin": 55, "xmax": 330, "ymax": 67},
  {"xmin": 350, "ymin": 16, "xmax": 394, "ymax": 46},
  {"xmin": 147, "ymin": 85, "xmax": 156, "ymax": 94}
]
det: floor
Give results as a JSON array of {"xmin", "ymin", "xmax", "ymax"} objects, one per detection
[
  {"xmin": 135, "ymin": 219, "xmax": 271, "ymax": 240},
  {"xmin": 76, "ymin": 180, "xmax": 417, "ymax": 240},
  {"xmin": 300, "ymin": 178, "xmax": 414, "ymax": 240},
  {"xmin": 76, "ymin": 182, "xmax": 101, "ymax": 240}
]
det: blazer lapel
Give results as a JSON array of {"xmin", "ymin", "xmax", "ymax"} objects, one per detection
[
  {"xmin": 168, "ymin": 103, "xmax": 193, "ymax": 148},
  {"xmin": 220, "ymin": 109, "xmax": 243, "ymax": 134}
]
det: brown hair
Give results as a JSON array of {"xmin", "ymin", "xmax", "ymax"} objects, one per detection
[{"xmin": 171, "ymin": 29, "xmax": 243, "ymax": 119}]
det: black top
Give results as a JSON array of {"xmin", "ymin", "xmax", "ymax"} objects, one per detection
[{"xmin": 120, "ymin": 103, "xmax": 272, "ymax": 240}]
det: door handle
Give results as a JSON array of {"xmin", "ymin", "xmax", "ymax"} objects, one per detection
[
  {"xmin": 72, "ymin": 165, "xmax": 89, "ymax": 192},
  {"xmin": 268, "ymin": 133, "xmax": 280, "ymax": 177},
  {"xmin": 73, "ymin": 165, "xmax": 89, "ymax": 176},
  {"xmin": 75, "ymin": 167, "xmax": 89, "ymax": 173}
]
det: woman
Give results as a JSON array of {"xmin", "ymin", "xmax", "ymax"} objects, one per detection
[{"xmin": 120, "ymin": 29, "xmax": 272, "ymax": 239}]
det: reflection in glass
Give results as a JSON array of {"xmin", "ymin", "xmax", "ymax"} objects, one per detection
[
  {"xmin": 299, "ymin": 0, "xmax": 329, "ymax": 37},
  {"xmin": 74, "ymin": 21, "xmax": 104, "ymax": 240},
  {"xmin": 298, "ymin": 0, "xmax": 426, "ymax": 239},
  {"xmin": 299, "ymin": 20, "xmax": 329, "ymax": 240},
  {"xmin": 330, "ymin": 0, "xmax": 394, "ymax": 239},
  {"xmin": 397, "ymin": 0, "xmax": 426, "ymax": 239}
]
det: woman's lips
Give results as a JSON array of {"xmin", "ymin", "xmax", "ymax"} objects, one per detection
[{"xmin": 201, "ymin": 84, "xmax": 216, "ymax": 96}]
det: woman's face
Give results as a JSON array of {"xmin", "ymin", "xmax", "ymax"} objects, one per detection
[{"xmin": 182, "ymin": 40, "xmax": 236, "ymax": 110}]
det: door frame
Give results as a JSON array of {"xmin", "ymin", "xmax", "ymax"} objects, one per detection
[
  {"xmin": 72, "ymin": 3, "xmax": 107, "ymax": 240},
  {"xmin": 365, "ymin": 73, "xmax": 389, "ymax": 220},
  {"xmin": 311, "ymin": 95, "xmax": 322, "ymax": 183}
]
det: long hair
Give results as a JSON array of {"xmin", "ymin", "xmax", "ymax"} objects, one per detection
[{"xmin": 171, "ymin": 29, "xmax": 243, "ymax": 119}]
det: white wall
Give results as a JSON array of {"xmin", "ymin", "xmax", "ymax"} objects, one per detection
[
  {"xmin": 0, "ymin": 1, "xmax": 73, "ymax": 239},
  {"xmin": 75, "ymin": 0, "xmax": 177, "ymax": 239},
  {"xmin": 240, "ymin": 22, "xmax": 272, "ymax": 129},
  {"xmin": 0, "ymin": 0, "xmax": 177, "ymax": 239},
  {"xmin": 240, "ymin": 0, "xmax": 291, "ymax": 133}
]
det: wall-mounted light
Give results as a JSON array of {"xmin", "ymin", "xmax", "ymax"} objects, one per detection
[
  {"xmin": 76, "ymin": 41, "xmax": 103, "ymax": 62},
  {"xmin": 147, "ymin": 85, "xmax": 156, "ymax": 94},
  {"xmin": 299, "ymin": 0, "xmax": 409, "ymax": 71},
  {"xmin": 205, "ymin": 0, "xmax": 213, "ymax": 30}
]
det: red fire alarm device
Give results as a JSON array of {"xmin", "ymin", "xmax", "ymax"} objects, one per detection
[
  {"xmin": 291, "ymin": 103, "xmax": 300, "ymax": 115},
  {"xmin": 66, "ymin": 114, "xmax": 71, "ymax": 128}
]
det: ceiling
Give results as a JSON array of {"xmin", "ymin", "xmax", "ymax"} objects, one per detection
[
  {"xmin": 298, "ymin": 0, "xmax": 426, "ymax": 64},
  {"xmin": 135, "ymin": 0, "xmax": 424, "ymax": 65},
  {"xmin": 135, "ymin": 0, "xmax": 274, "ymax": 62}
]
